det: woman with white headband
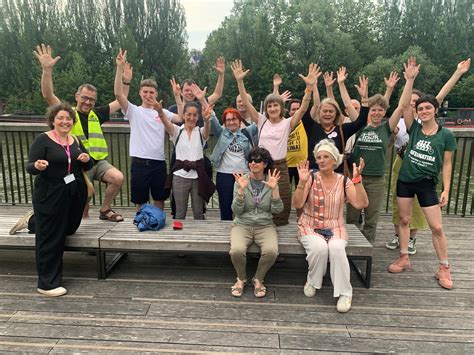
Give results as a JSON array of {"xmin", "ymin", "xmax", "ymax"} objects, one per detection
[{"xmin": 292, "ymin": 139, "xmax": 368, "ymax": 312}]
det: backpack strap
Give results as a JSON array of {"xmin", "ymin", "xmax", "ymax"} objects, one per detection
[{"xmin": 257, "ymin": 118, "xmax": 268, "ymax": 145}]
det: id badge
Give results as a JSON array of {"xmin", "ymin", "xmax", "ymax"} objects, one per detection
[{"xmin": 63, "ymin": 173, "xmax": 76, "ymax": 184}]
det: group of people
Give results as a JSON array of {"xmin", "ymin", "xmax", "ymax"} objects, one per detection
[{"xmin": 10, "ymin": 43, "xmax": 471, "ymax": 312}]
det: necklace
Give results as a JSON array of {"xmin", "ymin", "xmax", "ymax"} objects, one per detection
[
  {"xmin": 323, "ymin": 125, "xmax": 335, "ymax": 133},
  {"xmin": 421, "ymin": 124, "xmax": 438, "ymax": 136}
]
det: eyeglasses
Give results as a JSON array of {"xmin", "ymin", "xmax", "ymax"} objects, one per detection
[
  {"xmin": 79, "ymin": 95, "xmax": 96, "ymax": 103},
  {"xmin": 249, "ymin": 157, "xmax": 263, "ymax": 163},
  {"xmin": 225, "ymin": 117, "xmax": 239, "ymax": 122}
]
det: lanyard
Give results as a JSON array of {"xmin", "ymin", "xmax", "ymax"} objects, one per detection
[{"xmin": 53, "ymin": 131, "xmax": 71, "ymax": 174}]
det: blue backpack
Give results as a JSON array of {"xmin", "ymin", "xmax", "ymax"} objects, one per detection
[{"xmin": 134, "ymin": 204, "xmax": 166, "ymax": 232}]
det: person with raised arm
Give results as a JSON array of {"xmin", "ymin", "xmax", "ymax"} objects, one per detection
[
  {"xmin": 159, "ymin": 84, "xmax": 216, "ymax": 220},
  {"xmin": 231, "ymin": 60, "xmax": 319, "ymax": 226},
  {"xmin": 292, "ymin": 140, "xmax": 368, "ymax": 312},
  {"xmin": 208, "ymin": 107, "xmax": 257, "ymax": 220},
  {"xmin": 386, "ymin": 58, "xmax": 471, "ymax": 254},
  {"xmin": 114, "ymin": 49, "xmax": 181, "ymax": 211},
  {"xmin": 387, "ymin": 58, "xmax": 464, "ymax": 290},
  {"xmin": 36, "ymin": 44, "xmax": 130, "ymax": 222},
  {"xmin": 168, "ymin": 56, "xmax": 225, "ymax": 127},
  {"xmin": 272, "ymin": 71, "xmax": 321, "ymax": 188},
  {"xmin": 301, "ymin": 69, "xmax": 369, "ymax": 175},
  {"xmin": 344, "ymin": 59, "xmax": 419, "ymax": 244},
  {"xmin": 229, "ymin": 147, "xmax": 283, "ymax": 298}
]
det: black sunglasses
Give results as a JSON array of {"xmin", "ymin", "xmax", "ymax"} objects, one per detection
[{"xmin": 248, "ymin": 156, "xmax": 264, "ymax": 163}]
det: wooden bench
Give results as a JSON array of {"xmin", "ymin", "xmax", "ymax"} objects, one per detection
[
  {"xmin": 100, "ymin": 220, "xmax": 373, "ymax": 288},
  {"xmin": 0, "ymin": 211, "xmax": 112, "ymax": 279}
]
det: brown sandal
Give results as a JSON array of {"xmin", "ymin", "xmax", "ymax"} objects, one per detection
[{"xmin": 99, "ymin": 209, "xmax": 124, "ymax": 222}]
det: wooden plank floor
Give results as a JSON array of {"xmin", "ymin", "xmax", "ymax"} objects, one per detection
[{"xmin": 0, "ymin": 205, "xmax": 473, "ymax": 353}]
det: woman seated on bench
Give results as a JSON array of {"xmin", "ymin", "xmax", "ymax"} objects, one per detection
[
  {"xmin": 292, "ymin": 139, "xmax": 368, "ymax": 312},
  {"xmin": 229, "ymin": 147, "xmax": 283, "ymax": 298}
]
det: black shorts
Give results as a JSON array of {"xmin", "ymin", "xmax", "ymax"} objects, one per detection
[
  {"xmin": 396, "ymin": 178, "xmax": 439, "ymax": 207},
  {"xmin": 131, "ymin": 158, "xmax": 170, "ymax": 204}
]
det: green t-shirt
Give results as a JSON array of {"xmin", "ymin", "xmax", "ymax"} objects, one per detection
[
  {"xmin": 399, "ymin": 121, "xmax": 457, "ymax": 184},
  {"xmin": 352, "ymin": 122, "xmax": 392, "ymax": 176}
]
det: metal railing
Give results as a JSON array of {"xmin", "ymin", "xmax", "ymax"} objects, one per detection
[{"xmin": 1, "ymin": 122, "xmax": 473, "ymax": 216}]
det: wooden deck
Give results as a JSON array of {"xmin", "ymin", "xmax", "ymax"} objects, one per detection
[{"xmin": 0, "ymin": 206, "xmax": 473, "ymax": 353}]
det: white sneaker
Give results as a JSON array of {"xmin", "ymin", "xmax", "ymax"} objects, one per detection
[
  {"xmin": 336, "ymin": 295, "xmax": 352, "ymax": 313},
  {"xmin": 303, "ymin": 282, "xmax": 316, "ymax": 297},
  {"xmin": 9, "ymin": 210, "xmax": 34, "ymax": 235},
  {"xmin": 37, "ymin": 287, "xmax": 67, "ymax": 297},
  {"xmin": 408, "ymin": 238, "xmax": 417, "ymax": 255},
  {"xmin": 385, "ymin": 235, "xmax": 400, "ymax": 250}
]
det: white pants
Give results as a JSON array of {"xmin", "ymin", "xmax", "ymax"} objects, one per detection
[{"xmin": 300, "ymin": 235, "xmax": 352, "ymax": 298}]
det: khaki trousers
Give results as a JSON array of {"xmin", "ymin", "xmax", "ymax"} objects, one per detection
[{"xmin": 229, "ymin": 224, "xmax": 278, "ymax": 282}]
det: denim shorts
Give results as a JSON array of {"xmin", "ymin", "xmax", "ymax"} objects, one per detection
[{"xmin": 396, "ymin": 178, "xmax": 439, "ymax": 207}]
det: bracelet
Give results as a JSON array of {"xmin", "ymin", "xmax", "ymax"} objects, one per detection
[
  {"xmin": 122, "ymin": 81, "xmax": 131, "ymax": 86},
  {"xmin": 296, "ymin": 184, "xmax": 305, "ymax": 190},
  {"xmin": 352, "ymin": 176, "xmax": 362, "ymax": 184},
  {"xmin": 304, "ymin": 88, "xmax": 312, "ymax": 94}
]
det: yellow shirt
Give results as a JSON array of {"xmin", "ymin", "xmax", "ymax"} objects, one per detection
[{"xmin": 286, "ymin": 122, "xmax": 308, "ymax": 167}]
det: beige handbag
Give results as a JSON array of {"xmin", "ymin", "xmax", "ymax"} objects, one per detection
[{"xmin": 72, "ymin": 135, "xmax": 95, "ymax": 199}]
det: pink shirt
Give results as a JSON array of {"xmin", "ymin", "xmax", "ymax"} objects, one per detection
[
  {"xmin": 257, "ymin": 113, "xmax": 292, "ymax": 160},
  {"xmin": 298, "ymin": 172, "xmax": 353, "ymax": 240}
]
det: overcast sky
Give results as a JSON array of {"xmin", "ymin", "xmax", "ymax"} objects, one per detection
[{"xmin": 181, "ymin": 0, "xmax": 234, "ymax": 50}]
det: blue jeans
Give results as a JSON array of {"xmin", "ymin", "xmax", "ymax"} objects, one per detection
[{"xmin": 216, "ymin": 172, "xmax": 236, "ymax": 220}]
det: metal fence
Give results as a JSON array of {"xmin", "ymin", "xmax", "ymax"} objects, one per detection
[{"xmin": 1, "ymin": 122, "xmax": 473, "ymax": 216}]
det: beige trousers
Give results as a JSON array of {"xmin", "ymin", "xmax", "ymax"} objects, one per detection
[{"xmin": 229, "ymin": 224, "xmax": 278, "ymax": 282}]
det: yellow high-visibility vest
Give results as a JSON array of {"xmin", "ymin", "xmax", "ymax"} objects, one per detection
[{"xmin": 71, "ymin": 109, "xmax": 108, "ymax": 160}]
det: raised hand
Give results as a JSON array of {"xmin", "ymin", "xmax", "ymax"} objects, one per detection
[
  {"xmin": 33, "ymin": 44, "xmax": 60, "ymax": 69},
  {"xmin": 231, "ymin": 59, "xmax": 250, "ymax": 81},
  {"xmin": 116, "ymin": 48, "xmax": 127, "ymax": 67},
  {"xmin": 202, "ymin": 104, "xmax": 215, "ymax": 121},
  {"xmin": 299, "ymin": 63, "xmax": 320, "ymax": 87},
  {"xmin": 280, "ymin": 90, "xmax": 292, "ymax": 102},
  {"xmin": 384, "ymin": 71, "xmax": 400, "ymax": 88},
  {"xmin": 77, "ymin": 153, "xmax": 90, "ymax": 163},
  {"xmin": 122, "ymin": 61, "xmax": 133, "ymax": 82},
  {"xmin": 337, "ymin": 67, "xmax": 348, "ymax": 84},
  {"xmin": 263, "ymin": 169, "xmax": 281, "ymax": 190},
  {"xmin": 355, "ymin": 75, "xmax": 369, "ymax": 99},
  {"xmin": 352, "ymin": 157, "xmax": 365, "ymax": 179},
  {"xmin": 323, "ymin": 71, "xmax": 336, "ymax": 87},
  {"xmin": 273, "ymin": 74, "xmax": 282, "ymax": 87},
  {"xmin": 214, "ymin": 56, "xmax": 225, "ymax": 75},
  {"xmin": 34, "ymin": 159, "xmax": 49, "ymax": 171},
  {"xmin": 456, "ymin": 58, "xmax": 471, "ymax": 75},
  {"xmin": 296, "ymin": 160, "xmax": 310, "ymax": 184},
  {"xmin": 151, "ymin": 98, "xmax": 163, "ymax": 112},
  {"xmin": 233, "ymin": 172, "xmax": 249, "ymax": 190},
  {"xmin": 170, "ymin": 77, "xmax": 181, "ymax": 97},
  {"xmin": 403, "ymin": 57, "xmax": 420, "ymax": 80},
  {"xmin": 191, "ymin": 83, "xmax": 207, "ymax": 101}
]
